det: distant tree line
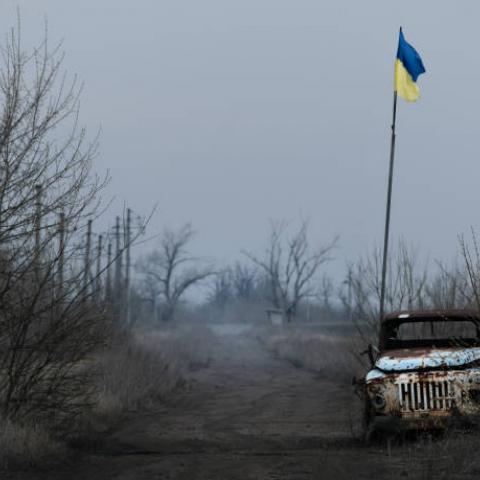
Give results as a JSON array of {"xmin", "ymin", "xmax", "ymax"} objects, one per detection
[{"xmin": 131, "ymin": 220, "xmax": 339, "ymax": 326}]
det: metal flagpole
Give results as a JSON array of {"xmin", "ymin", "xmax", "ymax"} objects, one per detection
[{"xmin": 379, "ymin": 91, "xmax": 398, "ymax": 322}]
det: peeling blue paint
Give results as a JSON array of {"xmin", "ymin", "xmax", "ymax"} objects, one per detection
[
  {"xmin": 375, "ymin": 348, "xmax": 480, "ymax": 372},
  {"xmin": 365, "ymin": 369, "xmax": 386, "ymax": 382}
]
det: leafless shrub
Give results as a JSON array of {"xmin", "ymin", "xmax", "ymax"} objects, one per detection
[
  {"xmin": 173, "ymin": 324, "xmax": 216, "ymax": 368},
  {"xmin": 388, "ymin": 432, "xmax": 480, "ymax": 479},
  {"xmin": 0, "ymin": 417, "xmax": 65, "ymax": 469},
  {"xmin": 208, "ymin": 263, "xmax": 262, "ymax": 309},
  {"xmin": 340, "ymin": 241, "xmax": 425, "ymax": 342},
  {"xmin": 424, "ymin": 261, "xmax": 468, "ymax": 310},
  {"xmin": 0, "ymin": 20, "xmax": 108, "ymax": 427},
  {"xmin": 136, "ymin": 224, "xmax": 214, "ymax": 323},
  {"xmin": 340, "ymin": 240, "xmax": 473, "ymax": 347},
  {"xmin": 94, "ymin": 324, "xmax": 215, "ymax": 416},
  {"xmin": 341, "ymin": 235, "xmax": 480, "ymax": 353},
  {"xmin": 209, "ymin": 269, "xmax": 234, "ymax": 310},
  {"xmin": 259, "ymin": 327, "xmax": 362, "ymax": 381},
  {"xmin": 94, "ymin": 338, "xmax": 184, "ymax": 416},
  {"xmin": 458, "ymin": 229, "xmax": 480, "ymax": 313},
  {"xmin": 206, "ymin": 262, "xmax": 269, "ymax": 323}
]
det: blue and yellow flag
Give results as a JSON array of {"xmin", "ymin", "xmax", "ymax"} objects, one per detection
[{"xmin": 394, "ymin": 28, "xmax": 426, "ymax": 102}]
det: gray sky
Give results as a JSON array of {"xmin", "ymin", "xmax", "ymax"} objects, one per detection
[{"xmin": 2, "ymin": 1, "xmax": 480, "ymax": 281}]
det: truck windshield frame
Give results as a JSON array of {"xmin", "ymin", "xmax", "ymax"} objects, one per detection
[{"xmin": 379, "ymin": 316, "xmax": 480, "ymax": 351}]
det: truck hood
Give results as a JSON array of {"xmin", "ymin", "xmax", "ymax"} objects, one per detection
[{"xmin": 375, "ymin": 347, "xmax": 480, "ymax": 372}]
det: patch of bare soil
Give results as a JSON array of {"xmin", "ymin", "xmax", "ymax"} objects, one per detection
[{"xmin": 17, "ymin": 329, "xmax": 480, "ymax": 480}]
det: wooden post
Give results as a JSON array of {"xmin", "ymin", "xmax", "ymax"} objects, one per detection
[
  {"xmin": 58, "ymin": 211, "xmax": 65, "ymax": 299},
  {"xmin": 83, "ymin": 219, "xmax": 92, "ymax": 301},
  {"xmin": 106, "ymin": 241, "xmax": 112, "ymax": 302},
  {"xmin": 96, "ymin": 234, "xmax": 103, "ymax": 302},
  {"xmin": 153, "ymin": 293, "xmax": 158, "ymax": 324},
  {"xmin": 114, "ymin": 216, "xmax": 122, "ymax": 300},
  {"xmin": 124, "ymin": 208, "xmax": 131, "ymax": 326},
  {"xmin": 114, "ymin": 216, "xmax": 124, "ymax": 322},
  {"xmin": 347, "ymin": 267, "xmax": 353, "ymax": 323},
  {"xmin": 34, "ymin": 184, "xmax": 42, "ymax": 279}
]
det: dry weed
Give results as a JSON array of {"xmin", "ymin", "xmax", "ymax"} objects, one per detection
[
  {"xmin": 260, "ymin": 326, "xmax": 364, "ymax": 381},
  {"xmin": 95, "ymin": 324, "xmax": 215, "ymax": 417},
  {"xmin": 94, "ymin": 339, "xmax": 184, "ymax": 416},
  {"xmin": 0, "ymin": 418, "xmax": 65, "ymax": 469}
]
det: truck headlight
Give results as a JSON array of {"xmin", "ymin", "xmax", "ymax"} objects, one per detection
[
  {"xmin": 371, "ymin": 393, "xmax": 386, "ymax": 410},
  {"xmin": 469, "ymin": 389, "xmax": 480, "ymax": 403}
]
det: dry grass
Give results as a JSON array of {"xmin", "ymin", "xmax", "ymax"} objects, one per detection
[
  {"xmin": 0, "ymin": 417, "xmax": 66, "ymax": 469},
  {"xmin": 94, "ymin": 339, "xmax": 184, "ymax": 417},
  {"xmin": 355, "ymin": 430, "xmax": 480, "ymax": 480},
  {"xmin": 94, "ymin": 324, "xmax": 215, "ymax": 417},
  {"xmin": 409, "ymin": 429, "xmax": 480, "ymax": 479},
  {"xmin": 259, "ymin": 326, "xmax": 364, "ymax": 381},
  {"xmin": 0, "ymin": 324, "xmax": 216, "ymax": 471},
  {"xmin": 169, "ymin": 324, "xmax": 216, "ymax": 369}
]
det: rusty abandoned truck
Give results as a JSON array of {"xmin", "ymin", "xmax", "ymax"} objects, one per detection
[{"xmin": 364, "ymin": 310, "xmax": 480, "ymax": 438}]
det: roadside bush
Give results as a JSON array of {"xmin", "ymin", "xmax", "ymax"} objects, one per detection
[
  {"xmin": 168, "ymin": 324, "xmax": 216, "ymax": 369},
  {"xmin": 94, "ymin": 338, "xmax": 184, "ymax": 416},
  {"xmin": 94, "ymin": 325, "xmax": 215, "ymax": 417},
  {"xmin": 341, "ymin": 239, "xmax": 475, "ymax": 348},
  {"xmin": 259, "ymin": 327, "xmax": 363, "ymax": 381},
  {"xmin": 0, "ymin": 21, "xmax": 108, "ymax": 430},
  {"xmin": 0, "ymin": 417, "xmax": 65, "ymax": 469}
]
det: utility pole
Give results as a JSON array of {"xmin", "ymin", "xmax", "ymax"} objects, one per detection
[
  {"xmin": 58, "ymin": 210, "xmax": 65, "ymax": 300},
  {"xmin": 124, "ymin": 208, "xmax": 131, "ymax": 326},
  {"xmin": 34, "ymin": 184, "xmax": 42, "ymax": 280},
  {"xmin": 84, "ymin": 219, "xmax": 92, "ymax": 301},
  {"xmin": 153, "ymin": 293, "xmax": 158, "ymax": 324},
  {"xmin": 106, "ymin": 241, "xmax": 112, "ymax": 303},
  {"xmin": 96, "ymin": 234, "xmax": 103, "ymax": 302},
  {"xmin": 347, "ymin": 267, "xmax": 353, "ymax": 324},
  {"xmin": 114, "ymin": 216, "xmax": 122, "ymax": 315}
]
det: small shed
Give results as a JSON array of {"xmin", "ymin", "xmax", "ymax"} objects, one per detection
[{"xmin": 266, "ymin": 309, "xmax": 284, "ymax": 326}]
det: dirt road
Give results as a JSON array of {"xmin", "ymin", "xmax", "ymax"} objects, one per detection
[{"xmin": 40, "ymin": 328, "xmax": 471, "ymax": 480}]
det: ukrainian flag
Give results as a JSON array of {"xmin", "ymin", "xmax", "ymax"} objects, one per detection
[{"xmin": 394, "ymin": 28, "xmax": 426, "ymax": 102}]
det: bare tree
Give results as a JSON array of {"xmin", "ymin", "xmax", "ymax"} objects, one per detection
[
  {"xmin": 457, "ymin": 230, "xmax": 480, "ymax": 311},
  {"xmin": 231, "ymin": 262, "xmax": 259, "ymax": 302},
  {"xmin": 136, "ymin": 224, "xmax": 214, "ymax": 322},
  {"xmin": 340, "ymin": 240, "xmax": 475, "ymax": 347},
  {"xmin": 0, "ymin": 21, "xmax": 108, "ymax": 425},
  {"xmin": 340, "ymin": 241, "xmax": 429, "ymax": 344},
  {"xmin": 208, "ymin": 262, "xmax": 260, "ymax": 308},
  {"xmin": 425, "ymin": 261, "xmax": 467, "ymax": 310},
  {"xmin": 208, "ymin": 268, "xmax": 233, "ymax": 310},
  {"xmin": 245, "ymin": 220, "xmax": 337, "ymax": 322}
]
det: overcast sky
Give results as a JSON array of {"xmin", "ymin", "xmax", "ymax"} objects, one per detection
[{"xmin": 2, "ymin": 1, "xmax": 480, "ymax": 281}]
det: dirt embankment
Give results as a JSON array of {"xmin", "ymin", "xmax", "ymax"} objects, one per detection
[{"xmin": 23, "ymin": 327, "xmax": 480, "ymax": 480}]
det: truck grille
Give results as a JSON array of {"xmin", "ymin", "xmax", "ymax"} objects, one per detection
[{"xmin": 396, "ymin": 380, "xmax": 455, "ymax": 412}]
